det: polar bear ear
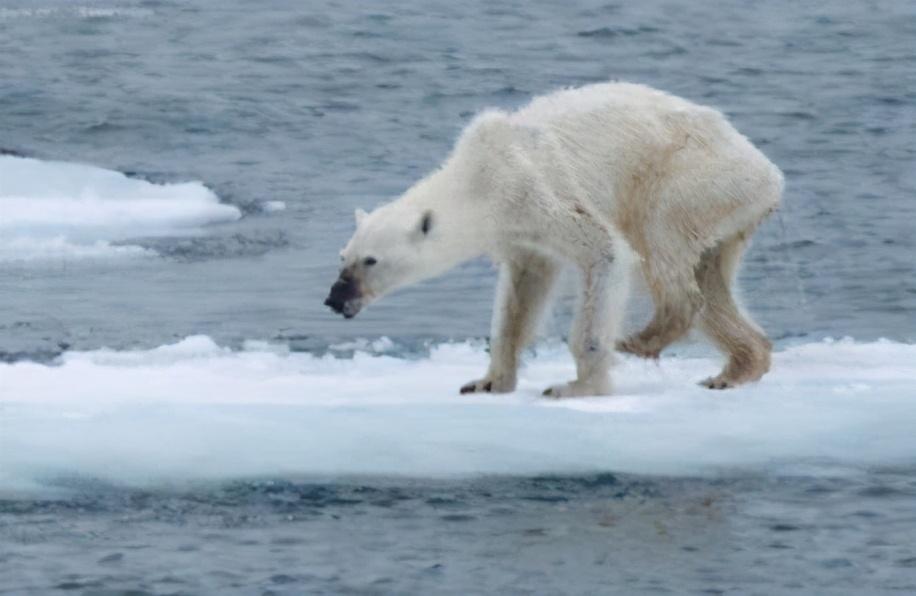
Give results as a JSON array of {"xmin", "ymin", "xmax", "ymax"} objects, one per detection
[
  {"xmin": 419, "ymin": 211, "xmax": 433, "ymax": 236},
  {"xmin": 410, "ymin": 211, "xmax": 434, "ymax": 241},
  {"xmin": 354, "ymin": 208, "xmax": 369, "ymax": 227}
]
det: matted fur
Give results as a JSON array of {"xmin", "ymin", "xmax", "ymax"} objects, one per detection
[{"xmin": 332, "ymin": 82, "xmax": 783, "ymax": 397}]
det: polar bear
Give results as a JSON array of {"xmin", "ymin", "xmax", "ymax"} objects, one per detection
[{"xmin": 325, "ymin": 82, "xmax": 783, "ymax": 397}]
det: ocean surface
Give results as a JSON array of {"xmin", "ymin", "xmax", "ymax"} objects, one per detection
[{"xmin": 1, "ymin": 0, "xmax": 915, "ymax": 594}]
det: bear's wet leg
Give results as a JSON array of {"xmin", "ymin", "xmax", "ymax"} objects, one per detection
[
  {"xmin": 543, "ymin": 254, "xmax": 630, "ymax": 398},
  {"xmin": 696, "ymin": 234, "xmax": 771, "ymax": 388},
  {"xmin": 460, "ymin": 252, "xmax": 559, "ymax": 394},
  {"xmin": 616, "ymin": 251, "xmax": 703, "ymax": 359}
]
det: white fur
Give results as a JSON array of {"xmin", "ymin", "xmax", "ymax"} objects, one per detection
[{"xmin": 338, "ymin": 82, "xmax": 783, "ymax": 397}]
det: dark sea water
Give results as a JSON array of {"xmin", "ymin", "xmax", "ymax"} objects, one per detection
[
  {"xmin": 1, "ymin": 0, "xmax": 915, "ymax": 594},
  {"xmin": 4, "ymin": 471, "xmax": 916, "ymax": 595}
]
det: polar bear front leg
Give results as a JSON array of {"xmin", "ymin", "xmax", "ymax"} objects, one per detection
[
  {"xmin": 460, "ymin": 252, "xmax": 559, "ymax": 394},
  {"xmin": 543, "ymin": 256, "xmax": 630, "ymax": 398}
]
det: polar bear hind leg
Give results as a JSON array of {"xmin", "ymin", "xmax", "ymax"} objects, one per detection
[
  {"xmin": 616, "ymin": 143, "xmax": 781, "ymax": 384},
  {"xmin": 616, "ymin": 261, "xmax": 704, "ymax": 359},
  {"xmin": 694, "ymin": 230, "xmax": 772, "ymax": 389},
  {"xmin": 616, "ymin": 228, "xmax": 706, "ymax": 360}
]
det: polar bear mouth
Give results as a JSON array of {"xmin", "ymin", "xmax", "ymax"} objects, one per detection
[
  {"xmin": 340, "ymin": 299, "xmax": 363, "ymax": 319},
  {"xmin": 325, "ymin": 295, "xmax": 363, "ymax": 319}
]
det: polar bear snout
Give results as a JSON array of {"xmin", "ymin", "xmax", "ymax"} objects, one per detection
[{"xmin": 324, "ymin": 272, "xmax": 364, "ymax": 319}]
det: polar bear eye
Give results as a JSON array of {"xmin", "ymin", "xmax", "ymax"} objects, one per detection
[{"xmin": 363, "ymin": 256, "xmax": 378, "ymax": 266}]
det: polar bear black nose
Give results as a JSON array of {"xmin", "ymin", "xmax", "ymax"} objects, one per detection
[{"xmin": 325, "ymin": 274, "xmax": 360, "ymax": 316}]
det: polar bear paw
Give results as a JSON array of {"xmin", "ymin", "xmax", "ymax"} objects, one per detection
[
  {"xmin": 459, "ymin": 375, "xmax": 516, "ymax": 394},
  {"xmin": 616, "ymin": 336, "xmax": 661, "ymax": 359},
  {"xmin": 542, "ymin": 379, "xmax": 611, "ymax": 399},
  {"xmin": 699, "ymin": 375, "xmax": 735, "ymax": 390}
]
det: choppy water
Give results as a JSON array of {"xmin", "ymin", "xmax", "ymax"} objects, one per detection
[
  {"xmin": 1, "ymin": 0, "xmax": 915, "ymax": 593},
  {"xmin": 4, "ymin": 472, "xmax": 916, "ymax": 595}
]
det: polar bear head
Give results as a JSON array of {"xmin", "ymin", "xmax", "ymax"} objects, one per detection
[
  {"xmin": 325, "ymin": 201, "xmax": 443, "ymax": 318},
  {"xmin": 325, "ymin": 110, "xmax": 521, "ymax": 319}
]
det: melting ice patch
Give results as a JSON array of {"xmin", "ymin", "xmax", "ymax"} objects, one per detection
[
  {"xmin": 0, "ymin": 155, "xmax": 241, "ymax": 261},
  {"xmin": 1, "ymin": 337, "xmax": 915, "ymax": 492}
]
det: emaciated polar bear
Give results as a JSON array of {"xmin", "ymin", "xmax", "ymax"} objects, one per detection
[{"xmin": 325, "ymin": 82, "xmax": 783, "ymax": 397}]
